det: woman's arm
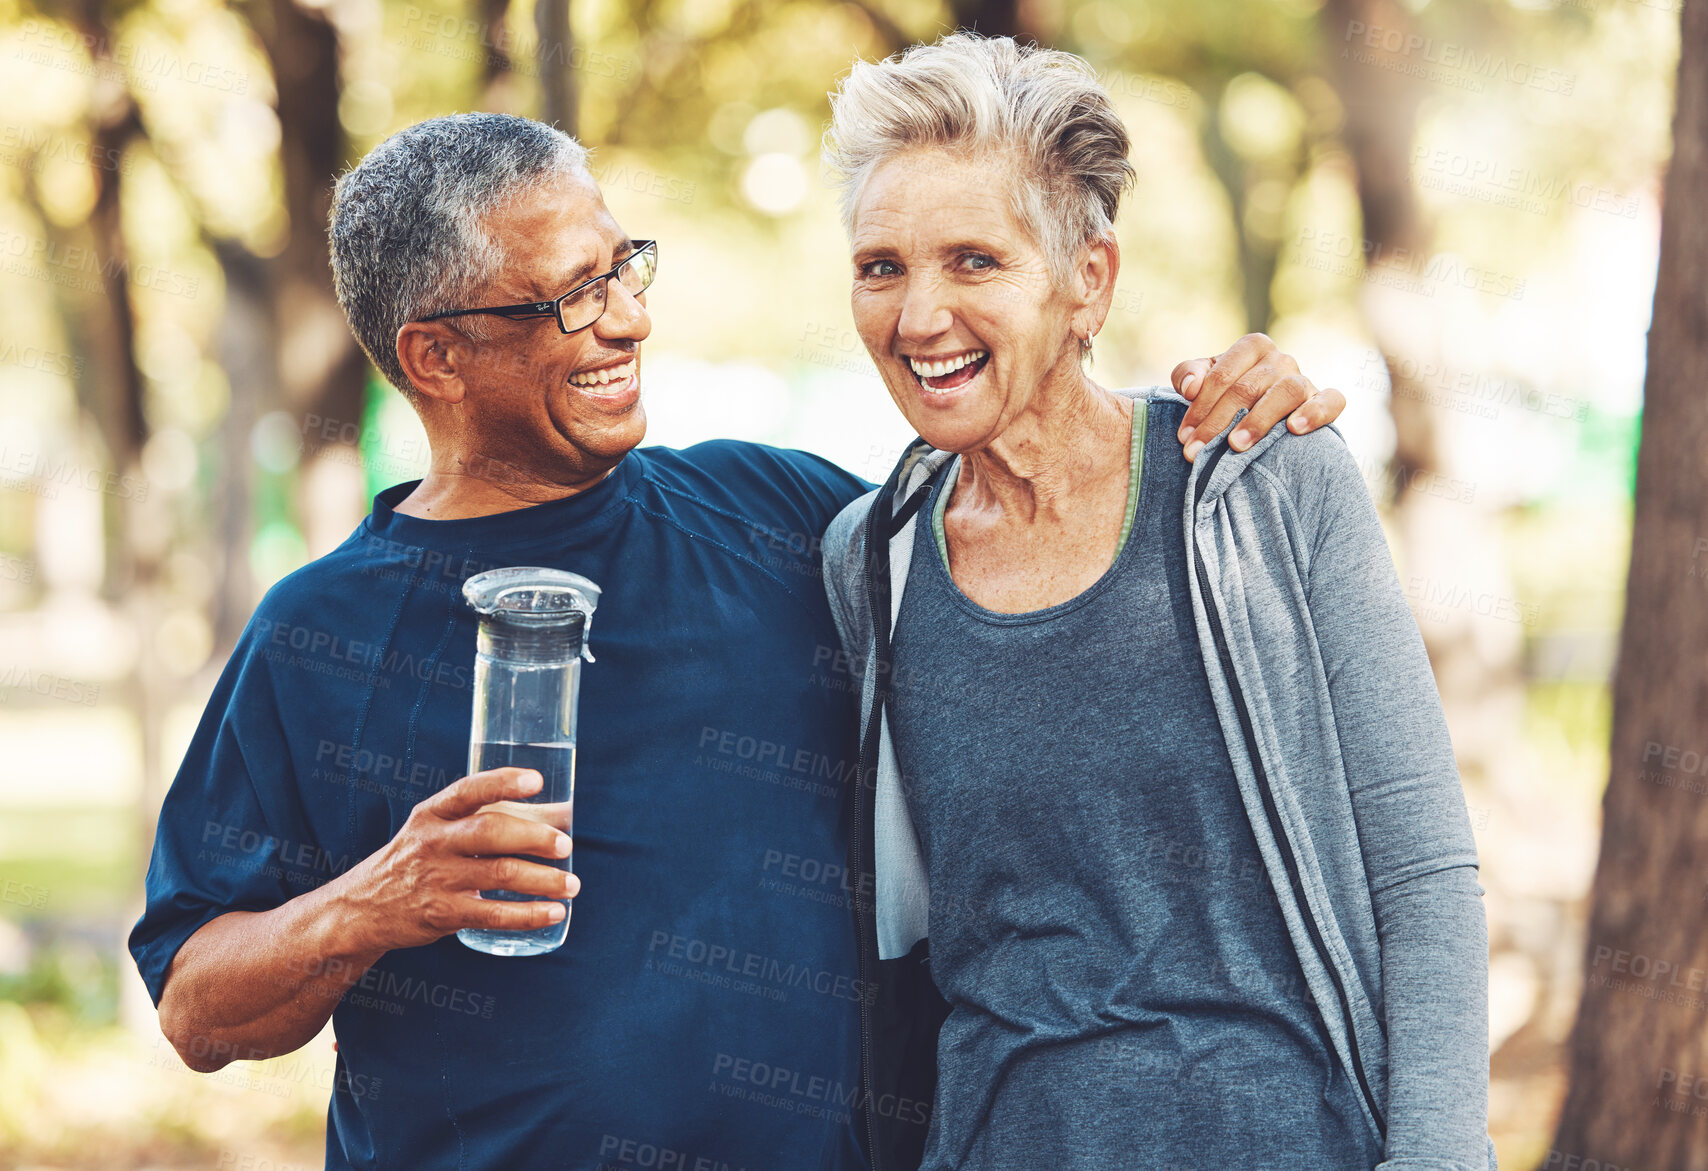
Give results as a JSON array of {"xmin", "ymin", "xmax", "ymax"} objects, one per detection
[{"xmin": 1279, "ymin": 432, "xmax": 1490, "ymax": 1170}]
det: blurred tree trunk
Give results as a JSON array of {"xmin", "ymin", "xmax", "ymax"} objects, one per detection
[
  {"xmin": 1199, "ymin": 110, "xmax": 1295, "ymax": 336},
  {"xmin": 1552, "ymin": 1, "xmax": 1708, "ymax": 1163},
  {"xmin": 846, "ymin": 0, "xmax": 909, "ymax": 51},
  {"xmin": 537, "ymin": 0, "xmax": 578, "ymax": 135},
  {"xmin": 479, "ymin": 0, "xmax": 519, "ymax": 110},
  {"xmin": 482, "ymin": 0, "xmax": 514, "ymax": 82},
  {"xmin": 1320, "ymin": 0, "xmax": 1526, "ymax": 809},
  {"xmin": 209, "ymin": 241, "xmax": 274, "ymax": 649},
  {"xmin": 258, "ymin": 0, "xmax": 365, "ymax": 451},
  {"xmin": 255, "ymin": 0, "xmax": 369, "ymax": 556},
  {"xmin": 83, "ymin": 118, "xmax": 148, "ymax": 475},
  {"xmin": 58, "ymin": 0, "xmax": 178, "ymax": 1035},
  {"xmin": 950, "ymin": 0, "xmax": 1024, "ymax": 38},
  {"xmin": 64, "ymin": 0, "xmax": 161, "ymax": 826},
  {"xmin": 70, "ymin": 0, "xmax": 148, "ymax": 483},
  {"xmin": 1320, "ymin": 0, "xmax": 1434, "ymax": 493}
]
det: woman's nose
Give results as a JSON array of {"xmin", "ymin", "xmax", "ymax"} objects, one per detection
[{"xmin": 896, "ymin": 276, "xmax": 952, "ymax": 343}]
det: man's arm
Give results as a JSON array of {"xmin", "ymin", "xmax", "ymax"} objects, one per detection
[
  {"xmin": 1169, "ymin": 332, "xmax": 1348, "ymax": 460},
  {"xmin": 157, "ymin": 767, "xmax": 578, "ymax": 1072}
]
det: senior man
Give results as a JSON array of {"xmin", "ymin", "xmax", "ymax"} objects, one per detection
[{"xmin": 130, "ymin": 113, "xmax": 1346, "ymax": 1171}]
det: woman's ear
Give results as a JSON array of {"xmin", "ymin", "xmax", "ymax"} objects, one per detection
[
  {"xmin": 1072, "ymin": 233, "xmax": 1120, "ymax": 343},
  {"xmin": 396, "ymin": 322, "xmax": 471, "ymax": 406}
]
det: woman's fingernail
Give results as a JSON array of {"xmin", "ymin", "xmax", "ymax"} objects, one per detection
[
  {"xmin": 555, "ymin": 834, "xmax": 572, "ymax": 857},
  {"xmin": 1184, "ymin": 440, "xmax": 1204, "ymax": 462},
  {"xmin": 1231, "ymin": 428, "xmax": 1251, "ymax": 449},
  {"xmin": 547, "ymin": 903, "xmax": 567, "ymax": 921},
  {"xmin": 1289, "ymin": 414, "xmax": 1305, "ymax": 432},
  {"xmin": 1178, "ymin": 426, "xmax": 1195, "ymax": 446},
  {"xmin": 1182, "ymin": 374, "xmax": 1199, "ymax": 397}
]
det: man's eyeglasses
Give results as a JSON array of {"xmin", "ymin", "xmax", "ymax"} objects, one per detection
[{"xmin": 421, "ymin": 240, "xmax": 658, "ymax": 335}]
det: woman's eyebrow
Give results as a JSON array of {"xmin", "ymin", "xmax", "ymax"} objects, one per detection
[{"xmin": 936, "ymin": 237, "xmax": 1007, "ymax": 255}]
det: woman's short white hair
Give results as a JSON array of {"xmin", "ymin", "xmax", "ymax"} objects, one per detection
[{"xmin": 823, "ymin": 33, "xmax": 1135, "ymax": 288}]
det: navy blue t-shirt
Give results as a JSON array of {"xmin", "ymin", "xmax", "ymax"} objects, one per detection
[{"xmin": 130, "ymin": 442, "xmax": 873, "ymax": 1171}]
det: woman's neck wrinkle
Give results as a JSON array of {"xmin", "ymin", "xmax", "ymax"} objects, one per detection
[{"xmin": 956, "ymin": 377, "xmax": 1131, "ymax": 521}]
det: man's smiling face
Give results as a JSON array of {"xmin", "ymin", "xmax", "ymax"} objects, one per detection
[{"xmin": 445, "ymin": 169, "xmax": 652, "ymax": 487}]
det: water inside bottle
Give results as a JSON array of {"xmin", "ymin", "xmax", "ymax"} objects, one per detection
[{"xmin": 456, "ymin": 740, "xmax": 576, "ymax": 957}]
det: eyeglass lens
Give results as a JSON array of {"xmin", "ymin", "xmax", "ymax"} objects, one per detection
[{"xmin": 558, "ymin": 246, "xmax": 658, "ymax": 333}]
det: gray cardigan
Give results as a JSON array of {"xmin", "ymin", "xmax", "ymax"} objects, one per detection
[{"xmin": 821, "ymin": 387, "xmax": 1495, "ymax": 1170}]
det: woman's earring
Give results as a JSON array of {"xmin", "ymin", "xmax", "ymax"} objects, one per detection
[{"xmin": 1079, "ymin": 330, "xmax": 1094, "ymax": 365}]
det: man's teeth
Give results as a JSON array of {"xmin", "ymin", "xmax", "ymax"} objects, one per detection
[
  {"xmin": 569, "ymin": 360, "xmax": 635, "ymax": 387},
  {"xmin": 907, "ymin": 351, "xmax": 987, "ymax": 379}
]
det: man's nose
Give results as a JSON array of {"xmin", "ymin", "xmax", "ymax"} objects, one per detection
[
  {"xmin": 896, "ymin": 275, "xmax": 951, "ymax": 343},
  {"xmin": 595, "ymin": 279, "xmax": 651, "ymax": 343}
]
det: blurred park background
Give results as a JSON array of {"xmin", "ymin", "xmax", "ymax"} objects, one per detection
[{"xmin": 0, "ymin": 0, "xmax": 1699, "ymax": 1166}]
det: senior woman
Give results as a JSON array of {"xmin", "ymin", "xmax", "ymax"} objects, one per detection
[{"xmin": 821, "ymin": 34, "xmax": 1493, "ymax": 1171}]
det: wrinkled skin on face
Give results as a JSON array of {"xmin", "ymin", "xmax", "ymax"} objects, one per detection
[
  {"xmin": 848, "ymin": 148, "xmax": 1100, "ymax": 458},
  {"xmin": 847, "ymin": 148, "xmax": 1348, "ymax": 464},
  {"xmin": 393, "ymin": 170, "xmax": 652, "ymax": 516}
]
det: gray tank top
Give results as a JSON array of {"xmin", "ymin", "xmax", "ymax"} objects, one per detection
[{"xmin": 887, "ymin": 398, "xmax": 1380, "ymax": 1170}]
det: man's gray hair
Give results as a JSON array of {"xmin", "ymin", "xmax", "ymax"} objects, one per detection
[
  {"xmin": 328, "ymin": 113, "xmax": 589, "ymax": 399},
  {"xmin": 823, "ymin": 33, "xmax": 1135, "ymax": 288}
]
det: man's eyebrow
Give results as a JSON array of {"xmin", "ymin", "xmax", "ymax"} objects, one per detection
[
  {"xmin": 534, "ymin": 257, "xmax": 598, "ymax": 299},
  {"xmin": 534, "ymin": 238, "xmax": 634, "ymax": 298}
]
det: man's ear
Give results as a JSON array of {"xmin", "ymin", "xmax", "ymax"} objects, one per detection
[
  {"xmin": 396, "ymin": 322, "xmax": 471, "ymax": 405},
  {"xmin": 1071, "ymin": 234, "xmax": 1120, "ymax": 344}
]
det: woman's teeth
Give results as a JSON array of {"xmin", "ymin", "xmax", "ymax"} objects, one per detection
[
  {"xmin": 569, "ymin": 359, "xmax": 635, "ymax": 388},
  {"xmin": 907, "ymin": 351, "xmax": 986, "ymax": 380},
  {"xmin": 907, "ymin": 350, "xmax": 988, "ymax": 392}
]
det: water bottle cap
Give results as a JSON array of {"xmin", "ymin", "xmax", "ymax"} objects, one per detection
[{"xmin": 464, "ymin": 567, "xmax": 602, "ymax": 661}]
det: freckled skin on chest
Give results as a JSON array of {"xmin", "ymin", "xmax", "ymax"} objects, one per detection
[{"xmin": 942, "ymin": 448, "xmax": 1133, "ymax": 613}]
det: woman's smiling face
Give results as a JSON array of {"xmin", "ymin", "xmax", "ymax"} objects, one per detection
[{"xmin": 848, "ymin": 147, "xmax": 1092, "ymax": 454}]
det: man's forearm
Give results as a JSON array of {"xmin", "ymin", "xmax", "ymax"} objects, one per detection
[
  {"xmin": 152, "ymin": 767, "xmax": 576, "ymax": 1072},
  {"xmin": 157, "ymin": 870, "xmax": 385, "ymax": 1072}
]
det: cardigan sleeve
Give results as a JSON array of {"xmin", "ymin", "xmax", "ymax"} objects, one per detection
[{"xmin": 1282, "ymin": 430, "xmax": 1491, "ymax": 1170}]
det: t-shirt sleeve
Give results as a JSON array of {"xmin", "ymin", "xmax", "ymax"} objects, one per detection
[
  {"xmin": 769, "ymin": 448, "xmax": 876, "ymax": 536},
  {"xmin": 127, "ymin": 626, "xmax": 304, "ymax": 1006},
  {"xmin": 673, "ymin": 440, "xmax": 874, "ymax": 582}
]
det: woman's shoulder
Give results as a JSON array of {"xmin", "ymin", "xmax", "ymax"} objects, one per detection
[
  {"xmin": 1243, "ymin": 421, "xmax": 1369, "ymax": 511},
  {"xmin": 1232, "ymin": 425, "xmax": 1393, "ymax": 581},
  {"xmin": 1116, "ymin": 385, "xmax": 1187, "ymax": 412},
  {"xmin": 823, "ymin": 489, "xmax": 878, "ymax": 569}
]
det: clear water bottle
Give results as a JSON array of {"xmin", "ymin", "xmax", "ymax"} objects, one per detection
[{"xmin": 457, "ymin": 567, "xmax": 601, "ymax": 957}]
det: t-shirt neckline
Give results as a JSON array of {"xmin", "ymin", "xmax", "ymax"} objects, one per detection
[{"xmin": 365, "ymin": 450, "xmax": 640, "ymax": 554}]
